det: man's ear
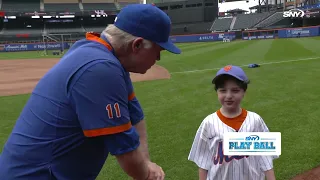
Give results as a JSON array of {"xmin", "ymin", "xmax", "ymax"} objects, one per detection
[{"xmin": 131, "ymin": 38, "xmax": 144, "ymax": 53}]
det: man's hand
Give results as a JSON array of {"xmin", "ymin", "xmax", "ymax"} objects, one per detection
[
  {"xmin": 132, "ymin": 161, "xmax": 165, "ymax": 180},
  {"xmin": 134, "ymin": 120, "xmax": 165, "ymax": 179},
  {"xmin": 146, "ymin": 161, "xmax": 165, "ymax": 180}
]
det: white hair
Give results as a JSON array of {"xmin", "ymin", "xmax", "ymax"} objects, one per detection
[{"xmin": 102, "ymin": 24, "xmax": 153, "ymax": 51}]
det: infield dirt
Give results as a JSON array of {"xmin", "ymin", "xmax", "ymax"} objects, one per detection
[{"xmin": 0, "ymin": 58, "xmax": 170, "ymax": 96}]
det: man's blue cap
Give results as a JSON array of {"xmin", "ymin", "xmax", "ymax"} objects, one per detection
[
  {"xmin": 114, "ymin": 4, "xmax": 181, "ymax": 54},
  {"xmin": 212, "ymin": 65, "xmax": 249, "ymax": 84}
]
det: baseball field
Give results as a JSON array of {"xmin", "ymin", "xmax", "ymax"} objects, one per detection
[{"xmin": 1, "ymin": 37, "xmax": 320, "ymax": 179}]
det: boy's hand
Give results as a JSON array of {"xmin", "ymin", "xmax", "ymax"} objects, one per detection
[
  {"xmin": 146, "ymin": 161, "xmax": 165, "ymax": 180},
  {"xmin": 265, "ymin": 169, "xmax": 276, "ymax": 180}
]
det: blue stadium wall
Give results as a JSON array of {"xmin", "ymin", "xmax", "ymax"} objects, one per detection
[{"xmin": 242, "ymin": 26, "xmax": 320, "ymax": 40}]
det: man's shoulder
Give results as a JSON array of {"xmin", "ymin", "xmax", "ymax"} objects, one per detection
[
  {"xmin": 66, "ymin": 39, "xmax": 119, "ymax": 64},
  {"xmin": 67, "ymin": 59, "xmax": 129, "ymax": 95},
  {"xmin": 79, "ymin": 59, "xmax": 127, "ymax": 81},
  {"xmin": 64, "ymin": 41, "xmax": 128, "ymax": 83}
]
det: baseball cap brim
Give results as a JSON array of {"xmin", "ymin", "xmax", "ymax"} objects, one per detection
[
  {"xmin": 156, "ymin": 39, "xmax": 181, "ymax": 54},
  {"xmin": 211, "ymin": 73, "xmax": 245, "ymax": 84}
]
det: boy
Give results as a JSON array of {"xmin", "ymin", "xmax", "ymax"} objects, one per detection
[{"xmin": 188, "ymin": 65, "xmax": 278, "ymax": 180}]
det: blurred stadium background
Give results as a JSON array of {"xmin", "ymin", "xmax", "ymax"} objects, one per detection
[{"xmin": 0, "ymin": 0, "xmax": 319, "ymax": 50}]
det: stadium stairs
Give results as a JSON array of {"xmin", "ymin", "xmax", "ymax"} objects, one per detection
[
  {"xmin": 253, "ymin": 12, "xmax": 285, "ymax": 28},
  {"xmin": 40, "ymin": 0, "xmax": 44, "ymax": 11},
  {"xmin": 229, "ymin": 16, "xmax": 237, "ymax": 30},
  {"xmin": 114, "ymin": 2, "xmax": 121, "ymax": 10},
  {"xmin": 79, "ymin": 1, "xmax": 84, "ymax": 11}
]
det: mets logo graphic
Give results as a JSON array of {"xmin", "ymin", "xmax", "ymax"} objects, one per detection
[{"xmin": 224, "ymin": 65, "xmax": 232, "ymax": 72}]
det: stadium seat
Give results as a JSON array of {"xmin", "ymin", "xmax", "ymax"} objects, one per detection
[
  {"xmin": 117, "ymin": 0, "xmax": 140, "ymax": 9},
  {"xmin": 83, "ymin": 27, "xmax": 105, "ymax": 33},
  {"xmin": 232, "ymin": 12, "xmax": 273, "ymax": 30},
  {"xmin": 254, "ymin": 12, "xmax": 284, "ymax": 28},
  {"xmin": 210, "ymin": 17, "xmax": 233, "ymax": 31},
  {"xmin": 171, "ymin": 22, "xmax": 212, "ymax": 35},
  {"xmin": 1, "ymin": 0, "xmax": 40, "ymax": 12},
  {"xmin": 82, "ymin": 0, "xmax": 117, "ymax": 11},
  {"xmin": 43, "ymin": 0, "xmax": 80, "ymax": 12}
]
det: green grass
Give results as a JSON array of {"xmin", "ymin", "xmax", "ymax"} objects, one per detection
[
  {"xmin": 0, "ymin": 50, "xmax": 65, "ymax": 60},
  {"xmin": 1, "ymin": 36, "xmax": 320, "ymax": 180}
]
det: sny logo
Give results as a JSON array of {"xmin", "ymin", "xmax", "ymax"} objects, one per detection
[
  {"xmin": 245, "ymin": 135, "xmax": 259, "ymax": 141},
  {"xmin": 283, "ymin": 9, "xmax": 305, "ymax": 18}
]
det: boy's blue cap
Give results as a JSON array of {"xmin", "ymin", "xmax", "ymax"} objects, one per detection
[
  {"xmin": 114, "ymin": 4, "xmax": 181, "ymax": 54},
  {"xmin": 212, "ymin": 65, "xmax": 249, "ymax": 84}
]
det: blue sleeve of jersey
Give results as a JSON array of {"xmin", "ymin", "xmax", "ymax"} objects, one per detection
[
  {"xmin": 104, "ymin": 127, "xmax": 140, "ymax": 155},
  {"xmin": 128, "ymin": 96, "xmax": 144, "ymax": 125},
  {"xmin": 69, "ymin": 61, "xmax": 131, "ymax": 136},
  {"xmin": 68, "ymin": 60, "xmax": 141, "ymax": 155},
  {"xmin": 126, "ymin": 79, "xmax": 144, "ymax": 125}
]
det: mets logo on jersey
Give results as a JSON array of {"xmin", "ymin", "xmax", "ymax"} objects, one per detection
[{"xmin": 212, "ymin": 141, "xmax": 249, "ymax": 165}]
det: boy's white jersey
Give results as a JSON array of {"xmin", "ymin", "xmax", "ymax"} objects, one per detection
[{"xmin": 188, "ymin": 110, "xmax": 279, "ymax": 180}]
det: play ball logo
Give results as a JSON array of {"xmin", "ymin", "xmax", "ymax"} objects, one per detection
[
  {"xmin": 283, "ymin": 9, "xmax": 305, "ymax": 18},
  {"xmin": 223, "ymin": 132, "xmax": 281, "ymax": 156}
]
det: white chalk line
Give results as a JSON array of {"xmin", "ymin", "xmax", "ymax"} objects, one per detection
[{"xmin": 170, "ymin": 56, "xmax": 320, "ymax": 75}]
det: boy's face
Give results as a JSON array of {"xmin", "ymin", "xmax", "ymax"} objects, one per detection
[{"xmin": 217, "ymin": 79, "xmax": 245, "ymax": 111}]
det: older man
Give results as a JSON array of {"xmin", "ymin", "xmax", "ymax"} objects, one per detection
[{"xmin": 0, "ymin": 4, "xmax": 181, "ymax": 180}]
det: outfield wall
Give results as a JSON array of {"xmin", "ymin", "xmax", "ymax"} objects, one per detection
[
  {"xmin": 242, "ymin": 26, "xmax": 320, "ymax": 40},
  {"xmin": 0, "ymin": 42, "xmax": 72, "ymax": 53},
  {"xmin": 170, "ymin": 25, "xmax": 320, "ymax": 43}
]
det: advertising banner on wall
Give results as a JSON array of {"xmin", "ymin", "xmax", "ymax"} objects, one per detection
[
  {"xmin": 278, "ymin": 26, "xmax": 319, "ymax": 38},
  {"xmin": 170, "ymin": 32, "xmax": 236, "ymax": 43},
  {"xmin": 0, "ymin": 42, "xmax": 71, "ymax": 52}
]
